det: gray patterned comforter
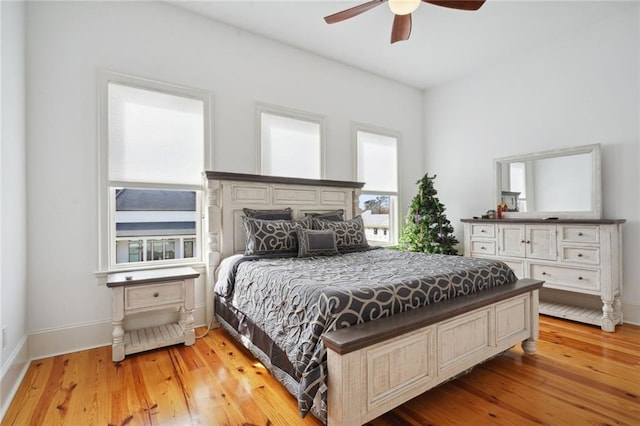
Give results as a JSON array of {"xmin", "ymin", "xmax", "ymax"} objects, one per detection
[{"xmin": 214, "ymin": 248, "xmax": 517, "ymax": 421}]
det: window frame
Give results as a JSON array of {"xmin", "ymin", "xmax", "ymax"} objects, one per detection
[
  {"xmin": 256, "ymin": 103, "xmax": 326, "ymax": 179},
  {"xmin": 353, "ymin": 123, "xmax": 401, "ymax": 246},
  {"xmin": 97, "ymin": 70, "xmax": 212, "ymax": 273}
]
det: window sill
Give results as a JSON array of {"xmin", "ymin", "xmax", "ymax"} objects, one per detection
[{"xmin": 95, "ymin": 261, "xmax": 206, "ymax": 285}]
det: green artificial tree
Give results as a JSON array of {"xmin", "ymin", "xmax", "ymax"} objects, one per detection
[{"xmin": 399, "ymin": 173, "xmax": 459, "ymax": 255}]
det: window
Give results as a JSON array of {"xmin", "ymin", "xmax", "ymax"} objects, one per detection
[
  {"xmin": 128, "ymin": 240, "xmax": 143, "ymax": 263},
  {"xmin": 356, "ymin": 127, "xmax": 399, "ymax": 246},
  {"xmin": 98, "ymin": 71, "xmax": 211, "ymax": 270},
  {"xmin": 184, "ymin": 239, "xmax": 195, "ymax": 258},
  {"xmin": 113, "ymin": 188, "xmax": 197, "ymax": 265},
  {"xmin": 258, "ymin": 104, "xmax": 324, "ymax": 179}
]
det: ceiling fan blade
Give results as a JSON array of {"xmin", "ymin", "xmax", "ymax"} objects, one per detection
[
  {"xmin": 324, "ymin": 0, "xmax": 385, "ymax": 24},
  {"xmin": 391, "ymin": 14, "xmax": 412, "ymax": 44},
  {"xmin": 422, "ymin": 0, "xmax": 486, "ymax": 11}
]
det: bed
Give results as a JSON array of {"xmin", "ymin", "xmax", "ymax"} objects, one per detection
[{"xmin": 203, "ymin": 171, "xmax": 543, "ymax": 425}]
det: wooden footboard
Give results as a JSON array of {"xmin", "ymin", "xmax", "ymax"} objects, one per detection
[{"xmin": 322, "ymin": 279, "xmax": 543, "ymax": 426}]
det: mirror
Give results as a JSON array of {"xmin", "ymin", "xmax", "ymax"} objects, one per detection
[{"xmin": 495, "ymin": 144, "xmax": 601, "ymax": 219}]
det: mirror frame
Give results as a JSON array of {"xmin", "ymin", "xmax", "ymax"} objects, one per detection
[{"xmin": 494, "ymin": 144, "xmax": 602, "ymax": 219}]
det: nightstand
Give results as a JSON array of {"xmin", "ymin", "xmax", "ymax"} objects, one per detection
[{"xmin": 107, "ymin": 266, "xmax": 199, "ymax": 362}]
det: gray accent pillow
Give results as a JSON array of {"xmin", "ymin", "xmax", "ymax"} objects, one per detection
[
  {"xmin": 297, "ymin": 229, "xmax": 339, "ymax": 258},
  {"xmin": 243, "ymin": 207, "xmax": 292, "ymax": 220},
  {"xmin": 242, "ymin": 216, "xmax": 311, "ymax": 256},
  {"xmin": 304, "ymin": 209, "xmax": 345, "ymax": 221},
  {"xmin": 312, "ymin": 216, "xmax": 369, "ymax": 253}
]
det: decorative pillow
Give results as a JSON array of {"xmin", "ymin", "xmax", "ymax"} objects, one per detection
[
  {"xmin": 304, "ymin": 209, "xmax": 345, "ymax": 221},
  {"xmin": 312, "ymin": 216, "xmax": 369, "ymax": 253},
  {"xmin": 243, "ymin": 207, "xmax": 292, "ymax": 220},
  {"xmin": 241, "ymin": 216, "xmax": 311, "ymax": 256},
  {"xmin": 297, "ymin": 229, "xmax": 339, "ymax": 258}
]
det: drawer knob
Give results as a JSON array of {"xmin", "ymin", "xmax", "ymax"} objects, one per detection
[
  {"xmin": 481, "ymin": 246, "xmax": 486, "ymax": 250},
  {"xmin": 153, "ymin": 292, "xmax": 159, "ymax": 298},
  {"xmin": 578, "ymin": 232, "xmax": 584, "ymax": 236},
  {"xmin": 542, "ymin": 272, "xmax": 547, "ymax": 275},
  {"xmin": 578, "ymin": 276, "xmax": 583, "ymax": 281},
  {"xmin": 521, "ymin": 240, "xmax": 525, "ymax": 243},
  {"xmin": 578, "ymin": 253, "xmax": 583, "ymax": 257},
  {"xmin": 481, "ymin": 229, "xmax": 486, "ymax": 233}
]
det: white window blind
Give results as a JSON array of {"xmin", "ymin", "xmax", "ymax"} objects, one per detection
[
  {"xmin": 357, "ymin": 131, "xmax": 398, "ymax": 193},
  {"xmin": 261, "ymin": 112, "xmax": 321, "ymax": 179},
  {"xmin": 108, "ymin": 83, "xmax": 204, "ymax": 187}
]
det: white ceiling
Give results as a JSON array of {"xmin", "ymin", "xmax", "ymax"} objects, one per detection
[{"xmin": 168, "ymin": 0, "xmax": 638, "ymax": 89}]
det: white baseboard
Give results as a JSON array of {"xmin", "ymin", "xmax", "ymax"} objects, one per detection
[
  {"xmin": 28, "ymin": 319, "xmax": 114, "ymax": 361},
  {"xmin": 0, "ymin": 335, "xmax": 30, "ymax": 421},
  {"xmin": 623, "ymin": 301, "xmax": 640, "ymax": 326}
]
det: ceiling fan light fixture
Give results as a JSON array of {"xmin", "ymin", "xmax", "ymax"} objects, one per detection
[
  {"xmin": 388, "ymin": 0, "xmax": 420, "ymax": 15},
  {"xmin": 324, "ymin": 0, "xmax": 486, "ymax": 43}
]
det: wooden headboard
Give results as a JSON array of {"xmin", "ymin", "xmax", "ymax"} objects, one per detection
[{"xmin": 203, "ymin": 171, "xmax": 364, "ymax": 324}]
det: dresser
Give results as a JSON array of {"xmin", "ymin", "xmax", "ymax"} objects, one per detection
[
  {"xmin": 461, "ymin": 219, "xmax": 625, "ymax": 332},
  {"xmin": 107, "ymin": 267, "xmax": 199, "ymax": 361}
]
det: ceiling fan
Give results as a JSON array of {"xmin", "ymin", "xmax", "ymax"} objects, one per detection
[{"xmin": 324, "ymin": 0, "xmax": 486, "ymax": 44}]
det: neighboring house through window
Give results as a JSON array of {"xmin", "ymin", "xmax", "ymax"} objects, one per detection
[
  {"xmin": 114, "ymin": 189, "xmax": 197, "ymax": 264},
  {"xmin": 98, "ymin": 70, "xmax": 211, "ymax": 270},
  {"xmin": 258, "ymin": 103, "xmax": 324, "ymax": 179},
  {"xmin": 356, "ymin": 126, "xmax": 399, "ymax": 245}
]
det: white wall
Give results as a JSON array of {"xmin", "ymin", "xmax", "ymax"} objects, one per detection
[
  {"xmin": 424, "ymin": 6, "xmax": 640, "ymax": 322},
  {"xmin": 25, "ymin": 1, "xmax": 424, "ymax": 349},
  {"xmin": 1, "ymin": 0, "xmax": 29, "ymax": 415}
]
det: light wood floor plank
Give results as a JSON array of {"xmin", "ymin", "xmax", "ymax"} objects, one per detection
[{"xmin": 2, "ymin": 316, "xmax": 638, "ymax": 425}]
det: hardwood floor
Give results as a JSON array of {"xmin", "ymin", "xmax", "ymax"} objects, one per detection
[{"xmin": 3, "ymin": 315, "xmax": 639, "ymax": 425}]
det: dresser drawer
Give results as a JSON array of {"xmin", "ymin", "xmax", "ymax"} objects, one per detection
[
  {"xmin": 530, "ymin": 264, "xmax": 600, "ymax": 292},
  {"xmin": 125, "ymin": 281, "xmax": 185, "ymax": 310},
  {"xmin": 470, "ymin": 240, "xmax": 496, "ymax": 256},
  {"xmin": 560, "ymin": 246, "xmax": 600, "ymax": 265},
  {"xmin": 470, "ymin": 224, "xmax": 495, "ymax": 238},
  {"xmin": 560, "ymin": 226, "xmax": 599, "ymax": 244}
]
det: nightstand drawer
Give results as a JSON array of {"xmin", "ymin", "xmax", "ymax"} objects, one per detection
[{"xmin": 125, "ymin": 281, "xmax": 185, "ymax": 310}]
